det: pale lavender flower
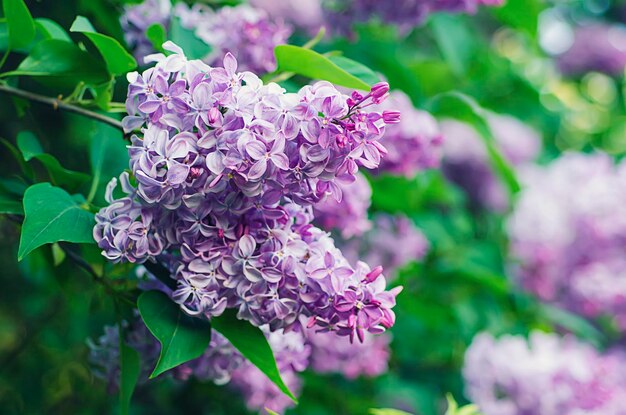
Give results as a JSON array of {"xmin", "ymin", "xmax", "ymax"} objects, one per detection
[
  {"xmin": 314, "ymin": 172, "xmax": 372, "ymax": 238},
  {"xmin": 507, "ymin": 152, "xmax": 626, "ymax": 328},
  {"xmin": 250, "ymin": 0, "xmax": 324, "ymax": 32},
  {"xmin": 463, "ymin": 331, "xmax": 626, "ymax": 415},
  {"xmin": 557, "ymin": 23, "xmax": 626, "ymax": 77},
  {"xmin": 441, "ymin": 114, "xmax": 541, "ymax": 212}
]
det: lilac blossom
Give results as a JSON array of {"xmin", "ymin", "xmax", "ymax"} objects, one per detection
[
  {"xmin": 120, "ymin": 0, "xmax": 172, "ymax": 61},
  {"xmin": 340, "ymin": 214, "xmax": 429, "ymax": 279},
  {"xmin": 306, "ymin": 328, "xmax": 390, "ymax": 379},
  {"xmin": 250, "ymin": 0, "xmax": 324, "ymax": 33},
  {"xmin": 557, "ymin": 23, "xmax": 626, "ymax": 77},
  {"xmin": 377, "ymin": 91, "xmax": 443, "ymax": 177},
  {"xmin": 175, "ymin": 3, "xmax": 292, "ymax": 74},
  {"xmin": 314, "ymin": 172, "xmax": 372, "ymax": 238},
  {"xmin": 507, "ymin": 152, "xmax": 626, "ymax": 329},
  {"xmin": 441, "ymin": 114, "xmax": 541, "ymax": 212},
  {"xmin": 94, "ymin": 42, "xmax": 402, "ymax": 342},
  {"xmin": 463, "ymin": 331, "xmax": 626, "ymax": 415}
]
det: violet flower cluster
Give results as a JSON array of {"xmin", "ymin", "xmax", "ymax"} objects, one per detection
[
  {"xmin": 322, "ymin": 0, "xmax": 504, "ymax": 36},
  {"xmin": 441, "ymin": 114, "xmax": 541, "ymax": 212},
  {"xmin": 376, "ymin": 90, "xmax": 443, "ymax": 177},
  {"xmin": 507, "ymin": 152, "xmax": 626, "ymax": 329},
  {"xmin": 94, "ymin": 41, "xmax": 402, "ymax": 343},
  {"xmin": 557, "ymin": 23, "xmax": 626, "ymax": 77},
  {"xmin": 175, "ymin": 3, "xmax": 292, "ymax": 74},
  {"xmin": 463, "ymin": 331, "xmax": 626, "ymax": 415}
]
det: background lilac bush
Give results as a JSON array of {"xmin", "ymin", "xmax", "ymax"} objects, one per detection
[{"xmin": 3, "ymin": 0, "xmax": 626, "ymax": 414}]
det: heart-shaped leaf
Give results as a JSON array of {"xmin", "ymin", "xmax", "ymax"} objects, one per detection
[
  {"xmin": 137, "ymin": 290, "xmax": 212, "ymax": 379},
  {"xmin": 3, "ymin": 0, "xmax": 35, "ymax": 50},
  {"xmin": 18, "ymin": 183, "xmax": 95, "ymax": 260}
]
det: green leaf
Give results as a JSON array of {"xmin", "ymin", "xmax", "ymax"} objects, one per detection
[
  {"xmin": 35, "ymin": 18, "xmax": 71, "ymax": 42},
  {"xmin": 427, "ymin": 92, "xmax": 521, "ymax": 195},
  {"xmin": 88, "ymin": 122, "xmax": 128, "ymax": 204},
  {"xmin": 146, "ymin": 23, "xmax": 167, "ymax": 53},
  {"xmin": 0, "ymin": 192, "xmax": 22, "ymax": 214},
  {"xmin": 275, "ymin": 45, "xmax": 372, "ymax": 90},
  {"xmin": 445, "ymin": 394, "xmax": 482, "ymax": 415},
  {"xmin": 369, "ymin": 409, "xmax": 413, "ymax": 415},
  {"xmin": 70, "ymin": 16, "xmax": 136, "ymax": 76},
  {"xmin": 492, "ymin": 0, "xmax": 543, "ymax": 36},
  {"xmin": 3, "ymin": 0, "xmax": 35, "ymax": 50},
  {"xmin": 429, "ymin": 15, "xmax": 476, "ymax": 77},
  {"xmin": 170, "ymin": 16, "xmax": 209, "ymax": 60},
  {"xmin": 50, "ymin": 242, "xmax": 65, "ymax": 266},
  {"xmin": 137, "ymin": 291, "xmax": 212, "ymax": 378},
  {"xmin": 18, "ymin": 183, "xmax": 95, "ymax": 261},
  {"xmin": 17, "ymin": 131, "xmax": 91, "ymax": 192},
  {"xmin": 211, "ymin": 309, "xmax": 297, "ymax": 402},
  {"xmin": 5, "ymin": 39, "xmax": 110, "ymax": 87},
  {"xmin": 119, "ymin": 331, "xmax": 141, "ymax": 415},
  {"xmin": 328, "ymin": 55, "xmax": 380, "ymax": 86},
  {"xmin": 0, "ymin": 137, "xmax": 33, "ymax": 178}
]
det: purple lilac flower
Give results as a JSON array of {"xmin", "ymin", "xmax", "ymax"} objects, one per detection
[
  {"xmin": 557, "ymin": 23, "xmax": 626, "ymax": 77},
  {"xmin": 340, "ymin": 214, "xmax": 429, "ymax": 280},
  {"xmin": 306, "ymin": 328, "xmax": 390, "ymax": 379},
  {"xmin": 441, "ymin": 114, "xmax": 541, "ymax": 212},
  {"xmin": 120, "ymin": 0, "xmax": 172, "ymax": 61},
  {"xmin": 322, "ymin": 0, "xmax": 504, "ymax": 36},
  {"xmin": 314, "ymin": 172, "xmax": 372, "ymax": 238},
  {"xmin": 507, "ymin": 152, "xmax": 626, "ymax": 329},
  {"xmin": 95, "ymin": 42, "xmax": 402, "ymax": 342},
  {"xmin": 377, "ymin": 91, "xmax": 443, "ymax": 177},
  {"xmin": 175, "ymin": 3, "xmax": 292, "ymax": 74},
  {"xmin": 463, "ymin": 331, "xmax": 626, "ymax": 415},
  {"xmin": 249, "ymin": 0, "xmax": 324, "ymax": 33}
]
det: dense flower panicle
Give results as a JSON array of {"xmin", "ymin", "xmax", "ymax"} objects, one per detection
[
  {"xmin": 463, "ymin": 332, "xmax": 626, "ymax": 415},
  {"xmin": 121, "ymin": 0, "xmax": 172, "ymax": 60},
  {"xmin": 313, "ymin": 172, "xmax": 372, "ymax": 238},
  {"xmin": 377, "ymin": 91, "xmax": 443, "ymax": 177},
  {"xmin": 322, "ymin": 0, "xmax": 504, "ymax": 35},
  {"xmin": 557, "ymin": 23, "xmax": 626, "ymax": 77},
  {"xmin": 306, "ymin": 328, "xmax": 390, "ymax": 379},
  {"xmin": 250, "ymin": 0, "xmax": 324, "ymax": 33},
  {"xmin": 175, "ymin": 3, "xmax": 292, "ymax": 73},
  {"xmin": 507, "ymin": 152, "xmax": 626, "ymax": 328},
  {"xmin": 340, "ymin": 214, "xmax": 429, "ymax": 279},
  {"xmin": 441, "ymin": 114, "xmax": 541, "ymax": 211},
  {"xmin": 95, "ymin": 42, "xmax": 402, "ymax": 341}
]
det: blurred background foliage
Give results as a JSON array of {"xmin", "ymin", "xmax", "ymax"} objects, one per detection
[{"xmin": 1, "ymin": 0, "xmax": 625, "ymax": 414}]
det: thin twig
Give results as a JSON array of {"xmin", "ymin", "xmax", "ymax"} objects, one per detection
[{"xmin": 0, "ymin": 83, "xmax": 124, "ymax": 131}]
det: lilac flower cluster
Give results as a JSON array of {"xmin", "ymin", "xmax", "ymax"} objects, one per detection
[
  {"xmin": 340, "ymin": 214, "xmax": 430, "ymax": 279},
  {"xmin": 441, "ymin": 114, "xmax": 541, "ymax": 212},
  {"xmin": 120, "ymin": 0, "xmax": 172, "ymax": 61},
  {"xmin": 507, "ymin": 152, "xmax": 626, "ymax": 329},
  {"xmin": 94, "ymin": 42, "xmax": 402, "ymax": 342},
  {"xmin": 174, "ymin": 3, "xmax": 292, "ymax": 74},
  {"xmin": 377, "ymin": 91, "xmax": 443, "ymax": 177},
  {"xmin": 557, "ymin": 23, "xmax": 626, "ymax": 77},
  {"xmin": 322, "ymin": 0, "xmax": 504, "ymax": 36},
  {"xmin": 313, "ymin": 172, "xmax": 372, "ymax": 238},
  {"xmin": 250, "ymin": 0, "xmax": 324, "ymax": 33},
  {"xmin": 463, "ymin": 331, "xmax": 626, "ymax": 415}
]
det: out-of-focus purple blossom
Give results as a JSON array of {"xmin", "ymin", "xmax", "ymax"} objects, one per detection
[
  {"xmin": 175, "ymin": 3, "xmax": 292, "ymax": 74},
  {"xmin": 463, "ymin": 331, "xmax": 626, "ymax": 415},
  {"xmin": 557, "ymin": 23, "xmax": 626, "ymax": 77},
  {"xmin": 377, "ymin": 91, "xmax": 443, "ymax": 177},
  {"xmin": 441, "ymin": 114, "xmax": 541, "ymax": 212},
  {"xmin": 250, "ymin": 0, "xmax": 324, "ymax": 33},
  {"xmin": 306, "ymin": 328, "xmax": 390, "ymax": 379},
  {"xmin": 507, "ymin": 152, "xmax": 626, "ymax": 328},
  {"xmin": 121, "ymin": 0, "xmax": 172, "ymax": 61},
  {"xmin": 340, "ymin": 214, "xmax": 429, "ymax": 279},
  {"xmin": 322, "ymin": 0, "xmax": 504, "ymax": 36},
  {"xmin": 94, "ymin": 43, "xmax": 402, "ymax": 342},
  {"xmin": 314, "ymin": 172, "xmax": 372, "ymax": 238}
]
